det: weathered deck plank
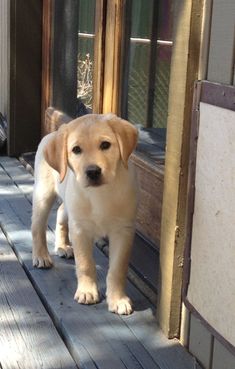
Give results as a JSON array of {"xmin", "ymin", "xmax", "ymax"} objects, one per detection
[
  {"xmin": 0, "ymin": 155, "xmax": 58, "ymax": 230},
  {"xmin": 0, "ymin": 229, "xmax": 77, "ymax": 369},
  {"xmin": 0, "ymin": 156, "xmax": 202, "ymax": 369}
]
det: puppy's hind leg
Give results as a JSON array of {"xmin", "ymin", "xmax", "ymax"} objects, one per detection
[
  {"xmin": 55, "ymin": 203, "xmax": 74, "ymax": 259},
  {"xmin": 32, "ymin": 184, "xmax": 56, "ymax": 268}
]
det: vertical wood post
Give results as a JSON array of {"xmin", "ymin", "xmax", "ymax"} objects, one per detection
[
  {"xmin": 158, "ymin": 0, "xmax": 204, "ymax": 338},
  {"xmin": 102, "ymin": 0, "xmax": 124, "ymax": 114},
  {"xmin": 92, "ymin": 0, "xmax": 107, "ymax": 114},
  {"xmin": 41, "ymin": 0, "xmax": 53, "ymax": 135}
]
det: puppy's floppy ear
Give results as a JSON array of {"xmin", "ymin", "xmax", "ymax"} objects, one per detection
[
  {"xmin": 44, "ymin": 124, "xmax": 68, "ymax": 182},
  {"xmin": 108, "ymin": 116, "xmax": 138, "ymax": 168}
]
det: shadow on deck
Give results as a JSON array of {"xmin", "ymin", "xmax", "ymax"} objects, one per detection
[{"xmin": 0, "ymin": 156, "xmax": 201, "ymax": 369}]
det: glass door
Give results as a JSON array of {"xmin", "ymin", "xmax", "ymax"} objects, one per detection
[
  {"xmin": 42, "ymin": 0, "xmax": 173, "ymax": 291},
  {"xmin": 122, "ymin": 0, "xmax": 173, "ymax": 129},
  {"xmin": 50, "ymin": 0, "xmax": 104, "ymax": 119}
]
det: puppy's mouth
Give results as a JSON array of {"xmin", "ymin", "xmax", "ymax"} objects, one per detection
[{"xmin": 86, "ymin": 178, "xmax": 104, "ymax": 187}]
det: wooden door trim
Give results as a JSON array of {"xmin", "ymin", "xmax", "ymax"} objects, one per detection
[
  {"xmin": 41, "ymin": 0, "xmax": 53, "ymax": 135},
  {"xmin": 157, "ymin": 0, "xmax": 204, "ymax": 338},
  {"xmin": 92, "ymin": 0, "xmax": 107, "ymax": 113},
  {"xmin": 102, "ymin": 0, "xmax": 125, "ymax": 114}
]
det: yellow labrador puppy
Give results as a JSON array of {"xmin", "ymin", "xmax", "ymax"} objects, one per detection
[{"xmin": 31, "ymin": 113, "xmax": 138, "ymax": 315}]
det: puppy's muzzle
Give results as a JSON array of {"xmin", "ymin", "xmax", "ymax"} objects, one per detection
[{"xmin": 86, "ymin": 165, "xmax": 102, "ymax": 186}]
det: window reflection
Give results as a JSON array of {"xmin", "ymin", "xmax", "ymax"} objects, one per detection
[
  {"xmin": 77, "ymin": 0, "xmax": 96, "ymax": 113},
  {"xmin": 123, "ymin": 0, "xmax": 173, "ymax": 129}
]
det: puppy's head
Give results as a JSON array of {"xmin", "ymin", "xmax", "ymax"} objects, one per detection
[{"xmin": 44, "ymin": 113, "xmax": 138, "ymax": 187}]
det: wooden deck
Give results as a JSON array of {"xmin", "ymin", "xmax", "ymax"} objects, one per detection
[{"xmin": 0, "ymin": 156, "xmax": 201, "ymax": 369}]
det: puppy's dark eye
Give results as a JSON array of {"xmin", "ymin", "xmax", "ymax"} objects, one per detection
[
  {"xmin": 100, "ymin": 141, "xmax": 111, "ymax": 150},
  {"xmin": 72, "ymin": 145, "xmax": 82, "ymax": 154}
]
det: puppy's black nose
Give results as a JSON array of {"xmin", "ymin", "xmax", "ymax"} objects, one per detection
[{"xmin": 86, "ymin": 165, "xmax": 102, "ymax": 181}]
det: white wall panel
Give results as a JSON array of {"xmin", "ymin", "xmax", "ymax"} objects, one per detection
[{"xmin": 187, "ymin": 102, "xmax": 235, "ymax": 347}]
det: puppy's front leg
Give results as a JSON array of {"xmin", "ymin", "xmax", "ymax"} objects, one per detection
[
  {"xmin": 71, "ymin": 228, "xmax": 100, "ymax": 304},
  {"xmin": 106, "ymin": 228, "xmax": 134, "ymax": 315}
]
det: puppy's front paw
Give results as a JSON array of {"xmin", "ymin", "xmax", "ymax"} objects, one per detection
[
  {"xmin": 74, "ymin": 285, "xmax": 100, "ymax": 305},
  {"xmin": 33, "ymin": 253, "xmax": 53, "ymax": 269},
  {"xmin": 107, "ymin": 296, "xmax": 133, "ymax": 315},
  {"xmin": 56, "ymin": 245, "xmax": 74, "ymax": 259}
]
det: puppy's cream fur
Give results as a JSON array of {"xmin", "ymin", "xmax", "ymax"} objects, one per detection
[{"xmin": 31, "ymin": 113, "xmax": 138, "ymax": 315}]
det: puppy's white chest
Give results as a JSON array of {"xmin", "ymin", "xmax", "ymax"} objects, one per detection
[
  {"xmin": 66, "ymin": 188, "xmax": 114, "ymax": 238},
  {"xmin": 63, "ymin": 167, "xmax": 136, "ymax": 240},
  {"xmin": 70, "ymin": 210, "xmax": 113, "ymax": 240}
]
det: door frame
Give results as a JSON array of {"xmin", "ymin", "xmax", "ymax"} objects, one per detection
[{"xmin": 158, "ymin": 0, "xmax": 204, "ymax": 337}]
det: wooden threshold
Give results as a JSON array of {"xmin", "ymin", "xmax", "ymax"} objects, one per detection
[{"xmin": 0, "ymin": 156, "xmax": 201, "ymax": 369}]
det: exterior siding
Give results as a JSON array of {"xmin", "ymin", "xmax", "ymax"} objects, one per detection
[
  {"xmin": 188, "ymin": 315, "xmax": 213, "ymax": 369},
  {"xmin": 184, "ymin": 1, "xmax": 235, "ymax": 363},
  {"xmin": 186, "ymin": 310, "xmax": 235, "ymax": 369},
  {"xmin": 0, "ymin": 0, "xmax": 10, "ymax": 118},
  {"xmin": 212, "ymin": 340, "xmax": 235, "ymax": 369},
  {"xmin": 185, "ymin": 91, "xmax": 235, "ymax": 367}
]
